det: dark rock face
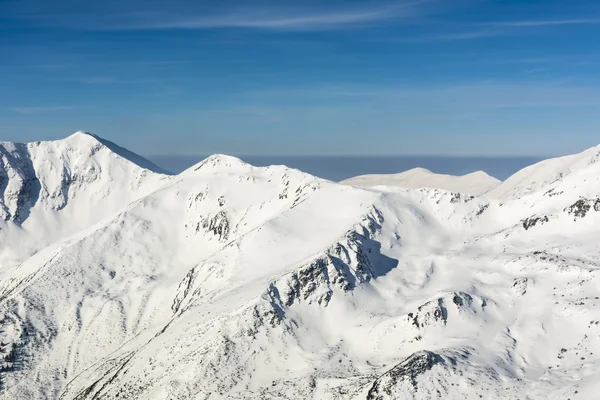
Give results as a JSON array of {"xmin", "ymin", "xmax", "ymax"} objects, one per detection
[
  {"xmin": 367, "ymin": 351, "xmax": 445, "ymax": 400},
  {"xmin": 407, "ymin": 292, "xmax": 476, "ymax": 329},
  {"xmin": 566, "ymin": 199, "xmax": 591, "ymax": 219},
  {"xmin": 202, "ymin": 211, "xmax": 230, "ymax": 241},
  {"xmin": 475, "ymin": 204, "xmax": 489, "ymax": 216},
  {"xmin": 408, "ymin": 299, "xmax": 447, "ymax": 329},
  {"xmin": 564, "ymin": 198, "xmax": 600, "ymax": 220},
  {"xmin": 522, "ymin": 215, "xmax": 549, "ymax": 230},
  {"xmin": 0, "ymin": 144, "xmax": 41, "ymax": 224},
  {"xmin": 543, "ymin": 188, "xmax": 564, "ymax": 198},
  {"xmin": 255, "ymin": 207, "xmax": 397, "ymax": 329},
  {"xmin": 279, "ymin": 214, "xmax": 382, "ymax": 308}
]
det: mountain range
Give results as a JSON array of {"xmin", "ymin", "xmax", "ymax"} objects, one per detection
[{"xmin": 1, "ymin": 131, "xmax": 599, "ymax": 399}]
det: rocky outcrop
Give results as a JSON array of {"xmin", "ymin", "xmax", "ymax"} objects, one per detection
[
  {"xmin": 407, "ymin": 292, "xmax": 482, "ymax": 330},
  {"xmin": 511, "ymin": 278, "xmax": 531, "ymax": 296},
  {"xmin": 202, "ymin": 211, "xmax": 230, "ymax": 241},
  {"xmin": 278, "ymin": 209, "xmax": 385, "ymax": 305},
  {"xmin": 0, "ymin": 144, "xmax": 40, "ymax": 224},
  {"xmin": 564, "ymin": 198, "xmax": 600, "ymax": 220},
  {"xmin": 366, "ymin": 348, "xmax": 500, "ymax": 400},
  {"xmin": 367, "ymin": 351, "xmax": 446, "ymax": 400},
  {"xmin": 522, "ymin": 215, "xmax": 549, "ymax": 230}
]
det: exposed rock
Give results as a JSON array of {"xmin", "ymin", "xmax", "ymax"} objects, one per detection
[
  {"xmin": 202, "ymin": 211, "xmax": 230, "ymax": 241},
  {"xmin": 512, "ymin": 278, "xmax": 531, "ymax": 296},
  {"xmin": 522, "ymin": 215, "xmax": 549, "ymax": 230},
  {"xmin": 367, "ymin": 351, "xmax": 445, "ymax": 400},
  {"xmin": 407, "ymin": 292, "xmax": 479, "ymax": 330},
  {"xmin": 565, "ymin": 199, "xmax": 592, "ymax": 219},
  {"xmin": 450, "ymin": 193, "xmax": 461, "ymax": 204}
]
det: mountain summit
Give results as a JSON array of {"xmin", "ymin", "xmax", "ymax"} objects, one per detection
[
  {"xmin": 0, "ymin": 132, "xmax": 169, "ymax": 266},
  {"xmin": 1, "ymin": 134, "xmax": 600, "ymax": 399}
]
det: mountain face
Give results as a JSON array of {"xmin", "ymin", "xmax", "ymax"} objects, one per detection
[
  {"xmin": 341, "ymin": 168, "xmax": 501, "ymax": 196},
  {"xmin": 485, "ymin": 144, "xmax": 600, "ymax": 200},
  {"xmin": 1, "ymin": 134, "xmax": 600, "ymax": 399},
  {"xmin": 0, "ymin": 132, "xmax": 169, "ymax": 267}
]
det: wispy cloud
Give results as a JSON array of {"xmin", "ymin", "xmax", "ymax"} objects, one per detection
[
  {"xmin": 512, "ymin": 57, "xmax": 554, "ymax": 64},
  {"xmin": 401, "ymin": 28, "xmax": 503, "ymax": 42},
  {"xmin": 10, "ymin": 1, "xmax": 432, "ymax": 31},
  {"xmin": 133, "ymin": 61, "xmax": 185, "ymax": 66},
  {"xmin": 80, "ymin": 76, "xmax": 118, "ymax": 84},
  {"xmin": 524, "ymin": 68, "xmax": 548, "ymax": 74},
  {"xmin": 135, "ymin": 6, "xmax": 410, "ymax": 30},
  {"xmin": 74, "ymin": 76, "xmax": 164, "ymax": 84},
  {"xmin": 389, "ymin": 15, "xmax": 600, "ymax": 43},
  {"xmin": 242, "ymin": 81, "xmax": 600, "ymax": 109},
  {"xmin": 483, "ymin": 18, "xmax": 600, "ymax": 28},
  {"xmin": 396, "ymin": 15, "xmax": 600, "ymax": 42},
  {"xmin": 9, "ymin": 105, "xmax": 89, "ymax": 114}
]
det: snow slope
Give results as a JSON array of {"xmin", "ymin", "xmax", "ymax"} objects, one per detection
[
  {"xmin": 0, "ymin": 131, "xmax": 170, "ymax": 268},
  {"xmin": 1, "ymin": 133, "xmax": 600, "ymax": 400},
  {"xmin": 485, "ymin": 144, "xmax": 600, "ymax": 200},
  {"xmin": 341, "ymin": 167, "xmax": 500, "ymax": 196}
]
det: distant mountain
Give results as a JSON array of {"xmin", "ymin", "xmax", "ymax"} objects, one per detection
[
  {"xmin": 341, "ymin": 167, "xmax": 501, "ymax": 196},
  {"xmin": 1, "ymin": 133, "xmax": 600, "ymax": 399}
]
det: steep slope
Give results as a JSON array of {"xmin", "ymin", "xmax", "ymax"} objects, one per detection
[
  {"xmin": 0, "ymin": 131, "xmax": 170, "ymax": 268},
  {"xmin": 341, "ymin": 168, "xmax": 500, "ymax": 196},
  {"xmin": 485, "ymin": 144, "xmax": 600, "ymax": 200},
  {"xmin": 2, "ymin": 135, "xmax": 600, "ymax": 399},
  {"xmin": 0, "ymin": 150, "xmax": 380, "ymax": 398}
]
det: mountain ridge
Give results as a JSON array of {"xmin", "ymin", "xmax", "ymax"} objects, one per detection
[
  {"xmin": 485, "ymin": 143, "xmax": 600, "ymax": 200},
  {"xmin": 1, "ymin": 133, "xmax": 600, "ymax": 399}
]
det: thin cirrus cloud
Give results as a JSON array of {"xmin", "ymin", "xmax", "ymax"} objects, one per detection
[
  {"xmin": 17, "ymin": 1, "xmax": 432, "ymax": 31},
  {"xmin": 74, "ymin": 76, "xmax": 165, "ymax": 84},
  {"xmin": 243, "ymin": 82, "xmax": 600, "ymax": 109},
  {"xmin": 482, "ymin": 18, "xmax": 600, "ymax": 27},
  {"xmin": 399, "ymin": 16, "xmax": 600, "ymax": 43},
  {"xmin": 398, "ymin": 28, "xmax": 503, "ymax": 42},
  {"xmin": 9, "ymin": 106, "xmax": 89, "ymax": 114},
  {"xmin": 132, "ymin": 7, "xmax": 409, "ymax": 30}
]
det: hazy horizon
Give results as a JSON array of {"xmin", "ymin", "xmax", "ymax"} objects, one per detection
[{"xmin": 147, "ymin": 154, "xmax": 545, "ymax": 181}]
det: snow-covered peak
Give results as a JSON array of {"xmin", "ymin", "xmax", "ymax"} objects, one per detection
[
  {"xmin": 185, "ymin": 153, "xmax": 251, "ymax": 174},
  {"xmin": 65, "ymin": 130, "xmax": 99, "ymax": 142},
  {"xmin": 0, "ymin": 132, "xmax": 170, "ymax": 268},
  {"xmin": 47, "ymin": 131, "xmax": 170, "ymax": 174},
  {"xmin": 341, "ymin": 167, "xmax": 501, "ymax": 196},
  {"xmin": 485, "ymin": 144, "xmax": 600, "ymax": 200}
]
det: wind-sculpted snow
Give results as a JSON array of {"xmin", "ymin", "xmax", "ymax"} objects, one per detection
[{"xmin": 2, "ymin": 133, "xmax": 600, "ymax": 399}]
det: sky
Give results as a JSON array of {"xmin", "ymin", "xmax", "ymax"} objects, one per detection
[{"xmin": 2, "ymin": 0, "xmax": 600, "ymax": 157}]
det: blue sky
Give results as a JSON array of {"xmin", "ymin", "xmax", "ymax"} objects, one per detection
[{"xmin": 2, "ymin": 0, "xmax": 600, "ymax": 156}]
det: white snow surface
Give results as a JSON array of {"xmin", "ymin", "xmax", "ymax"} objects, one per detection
[
  {"xmin": 341, "ymin": 167, "xmax": 500, "ymax": 196},
  {"xmin": 1, "ymin": 133, "xmax": 600, "ymax": 400},
  {"xmin": 485, "ymin": 144, "xmax": 600, "ymax": 200}
]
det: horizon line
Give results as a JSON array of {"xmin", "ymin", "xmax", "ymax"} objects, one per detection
[{"xmin": 144, "ymin": 153, "xmax": 554, "ymax": 159}]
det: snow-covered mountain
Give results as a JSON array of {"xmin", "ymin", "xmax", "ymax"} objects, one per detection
[
  {"xmin": 341, "ymin": 168, "xmax": 500, "ymax": 196},
  {"xmin": 0, "ymin": 131, "xmax": 170, "ymax": 268},
  {"xmin": 1, "ymin": 133, "xmax": 600, "ymax": 400},
  {"xmin": 485, "ymin": 144, "xmax": 600, "ymax": 200}
]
